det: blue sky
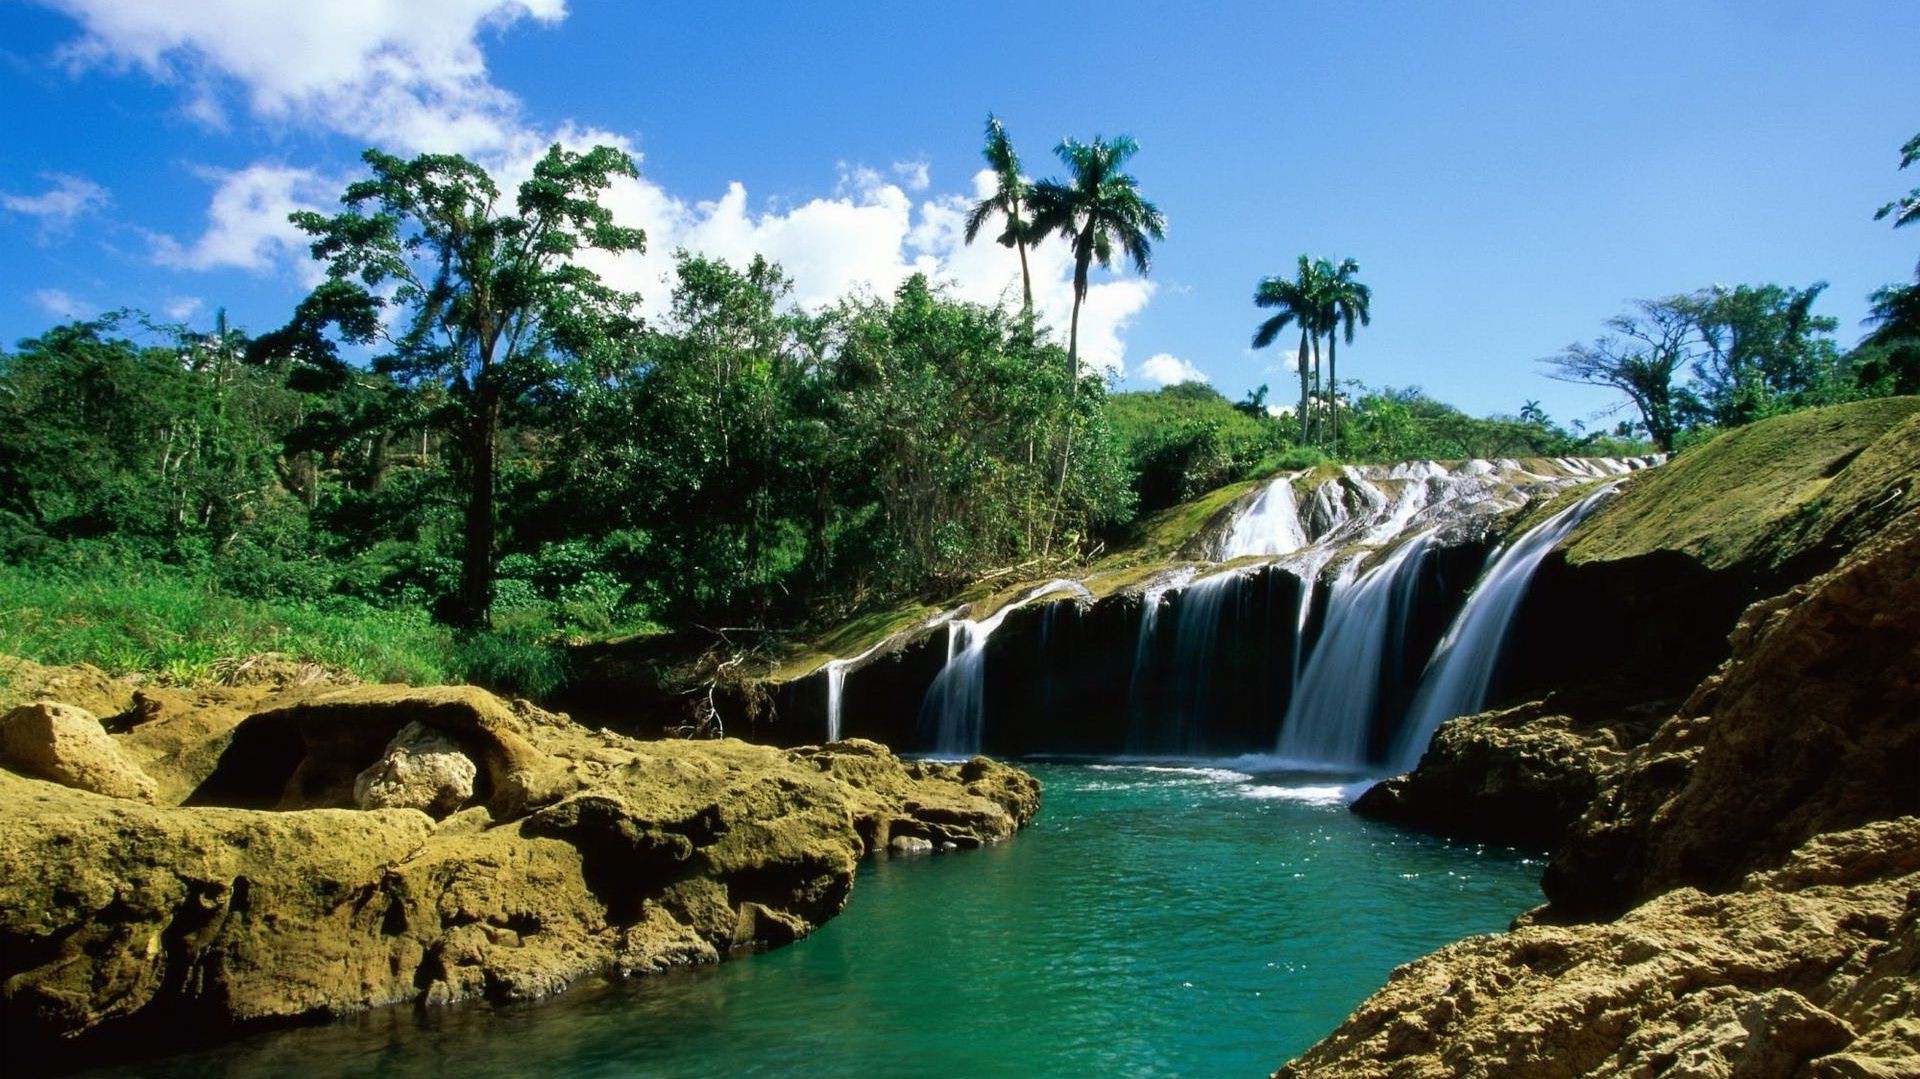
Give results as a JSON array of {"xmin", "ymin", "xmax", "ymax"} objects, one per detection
[{"xmin": 2, "ymin": 1, "xmax": 1916, "ymax": 428}]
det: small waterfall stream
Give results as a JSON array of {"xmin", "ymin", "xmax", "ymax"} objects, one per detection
[
  {"xmin": 1274, "ymin": 533, "xmax": 1435, "ymax": 768},
  {"xmin": 919, "ymin": 579, "xmax": 1091, "ymax": 756}
]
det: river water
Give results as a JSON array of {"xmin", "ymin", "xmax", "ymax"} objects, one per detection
[{"xmin": 77, "ymin": 763, "xmax": 1542, "ymax": 1078}]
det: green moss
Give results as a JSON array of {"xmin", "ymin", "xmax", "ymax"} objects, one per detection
[
  {"xmin": 1564, "ymin": 398, "xmax": 1920, "ymax": 571},
  {"xmin": 768, "ymin": 602, "xmax": 941, "ymax": 682},
  {"xmin": 1094, "ymin": 472, "xmax": 1275, "ymax": 571}
]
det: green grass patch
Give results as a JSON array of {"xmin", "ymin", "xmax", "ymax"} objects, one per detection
[{"xmin": 0, "ymin": 562, "xmax": 583, "ymax": 699}]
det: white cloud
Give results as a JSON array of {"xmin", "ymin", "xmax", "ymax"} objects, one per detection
[
  {"xmin": 163, "ymin": 296, "xmax": 204, "ymax": 320},
  {"xmin": 1140, "ymin": 352, "xmax": 1209, "ymax": 386},
  {"xmin": 45, "ymin": 0, "xmax": 565, "ymax": 154},
  {"xmin": 149, "ymin": 163, "xmax": 333, "ymax": 276},
  {"xmin": 1, "ymin": 173, "xmax": 110, "ymax": 230},
  {"xmin": 552, "ymin": 146, "xmax": 1158, "ymax": 377},
  {"xmin": 891, "ymin": 159, "xmax": 931, "ymax": 192},
  {"xmin": 31, "ymin": 288, "xmax": 86, "ymax": 318},
  {"xmin": 53, "ymin": 2, "xmax": 1166, "ymax": 366}
]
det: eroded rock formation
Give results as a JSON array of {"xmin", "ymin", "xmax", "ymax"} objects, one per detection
[{"xmin": 0, "ymin": 680, "xmax": 1038, "ymax": 1061}]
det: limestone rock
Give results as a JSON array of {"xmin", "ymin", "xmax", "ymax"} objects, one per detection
[
  {"xmin": 1276, "ymin": 818, "xmax": 1920, "ymax": 1079},
  {"xmin": 1352, "ymin": 700, "xmax": 1645, "ymax": 848},
  {"xmin": 352, "ymin": 721, "xmax": 477, "ymax": 817},
  {"xmin": 1543, "ymin": 502, "xmax": 1920, "ymax": 920},
  {"xmin": 0, "ymin": 701, "xmax": 157, "ymax": 803},
  {"xmin": 0, "ymin": 683, "xmax": 1042, "ymax": 1059}
]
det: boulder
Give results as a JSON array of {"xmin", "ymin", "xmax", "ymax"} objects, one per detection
[
  {"xmin": 1352, "ymin": 699, "xmax": 1654, "ymax": 849},
  {"xmin": 0, "ymin": 701, "xmax": 157, "ymax": 803},
  {"xmin": 353, "ymin": 721, "xmax": 477, "ymax": 817}
]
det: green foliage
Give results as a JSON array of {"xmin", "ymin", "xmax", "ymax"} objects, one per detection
[
  {"xmin": 0, "ymin": 560, "xmax": 452, "ymax": 685},
  {"xmin": 258, "ymin": 143, "xmax": 646, "ymax": 625},
  {"xmin": 1341, "ymin": 386, "xmax": 1644, "ymax": 461},
  {"xmin": 1106, "ymin": 383, "xmax": 1292, "ymax": 514}
]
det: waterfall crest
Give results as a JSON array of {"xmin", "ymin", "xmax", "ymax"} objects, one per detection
[{"xmin": 811, "ymin": 455, "xmax": 1659, "ymax": 761}]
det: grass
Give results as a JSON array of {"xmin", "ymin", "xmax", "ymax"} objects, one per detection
[
  {"xmin": 0, "ymin": 562, "xmax": 575, "ymax": 698},
  {"xmin": 1563, "ymin": 398, "xmax": 1920, "ymax": 571}
]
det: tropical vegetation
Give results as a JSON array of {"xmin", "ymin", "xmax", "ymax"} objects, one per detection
[{"xmin": 1, "ymin": 120, "xmax": 1915, "ymax": 700}]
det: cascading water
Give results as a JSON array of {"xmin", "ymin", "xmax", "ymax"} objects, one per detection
[
  {"xmin": 920, "ymin": 579, "xmax": 1090, "ymax": 756},
  {"xmin": 1126, "ymin": 568, "xmax": 1194, "ymax": 750},
  {"xmin": 814, "ymin": 456, "xmax": 1659, "ymax": 763},
  {"xmin": 1386, "ymin": 484, "xmax": 1623, "ymax": 771},
  {"xmin": 1273, "ymin": 533, "xmax": 1436, "ymax": 768}
]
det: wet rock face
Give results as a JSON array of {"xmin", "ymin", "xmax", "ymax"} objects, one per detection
[
  {"xmin": 0, "ymin": 701, "xmax": 157, "ymax": 803},
  {"xmin": 0, "ymin": 683, "xmax": 1040, "ymax": 1059}
]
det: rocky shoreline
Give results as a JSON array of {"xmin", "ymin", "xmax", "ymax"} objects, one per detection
[{"xmin": 0, "ymin": 672, "xmax": 1039, "ymax": 1065}]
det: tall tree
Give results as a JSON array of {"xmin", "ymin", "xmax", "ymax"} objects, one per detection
[
  {"xmin": 1252, "ymin": 255, "xmax": 1328, "ymax": 444},
  {"xmin": 1026, "ymin": 135, "xmax": 1166, "ymax": 375},
  {"xmin": 1683, "ymin": 282, "xmax": 1839, "ymax": 425},
  {"xmin": 963, "ymin": 114, "xmax": 1038, "ymax": 316},
  {"xmin": 1316, "ymin": 257, "xmax": 1371, "ymax": 452},
  {"xmin": 1541, "ymin": 298, "xmax": 1695, "ymax": 451},
  {"xmin": 255, "ymin": 144, "xmax": 645, "ymax": 626}
]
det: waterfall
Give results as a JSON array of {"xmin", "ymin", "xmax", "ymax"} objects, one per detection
[
  {"xmin": 825, "ymin": 662, "xmax": 846, "ymax": 742},
  {"xmin": 1163, "ymin": 569, "xmax": 1245, "ymax": 754},
  {"xmin": 1222, "ymin": 475, "xmax": 1308, "ymax": 558},
  {"xmin": 1273, "ymin": 533, "xmax": 1435, "ymax": 767},
  {"xmin": 1126, "ymin": 569, "xmax": 1194, "ymax": 750},
  {"xmin": 1386, "ymin": 485, "xmax": 1621, "ymax": 771},
  {"xmin": 823, "ymin": 634, "xmax": 910, "ymax": 743},
  {"xmin": 919, "ymin": 579, "xmax": 1090, "ymax": 756}
]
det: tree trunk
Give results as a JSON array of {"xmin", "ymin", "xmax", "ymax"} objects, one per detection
[
  {"xmin": 1328, "ymin": 332, "xmax": 1339, "ymax": 454},
  {"xmin": 1017, "ymin": 237, "xmax": 1034, "ymax": 317},
  {"xmin": 1297, "ymin": 327, "xmax": 1311, "ymax": 444},
  {"xmin": 458, "ymin": 393, "xmax": 501, "ymax": 628}
]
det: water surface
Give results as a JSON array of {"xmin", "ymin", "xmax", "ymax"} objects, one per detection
[{"xmin": 79, "ymin": 763, "xmax": 1542, "ymax": 1078}]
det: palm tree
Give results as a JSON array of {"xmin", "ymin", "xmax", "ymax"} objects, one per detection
[
  {"xmin": 1317, "ymin": 257, "xmax": 1371, "ymax": 453},
  {"xmin": 1253, "ymin": 255, "xmax": 1328, "ymax": 444},
  {"xmin": 963, "ymin": 114, "xmax": 1038, "ymax": 316},
  {"xmin": 1027, "ymin": 135, "xmax": 1166, "ymax": 376}
]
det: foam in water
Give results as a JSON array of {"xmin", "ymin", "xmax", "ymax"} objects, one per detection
[{"xmin": 1387, "ymin": 484, "xmax": 1623, "ymax": 771}]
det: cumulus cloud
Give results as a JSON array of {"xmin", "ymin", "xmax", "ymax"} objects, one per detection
[
  {"xmin": 553, "ymin": 147, "xmax": 1157, "ymax": 378},
  {"xmin": 44, "ymin": 0, "xmax": 565, "ymax": 154},
  {"xmin": 149, "ymin": 164, "xmax": 333, "ymax": 275},
  {"xmin": 891, "ymin": 159, "xmax": 931, "ymax": 192},
  {"xmin": 49, "ymin": 2, "xmax": 1163, "ymax": 368},
  {"xmin": 1139, "ymin": 352, "xmax": 1209, "ymax": 386},
  {"xmin": 1, "ymin": 173, "xmax": 110, "ymax": 232},
  {"xmin": 163, "ymin": 296, "xmax": 204, "ymax": 320}
]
